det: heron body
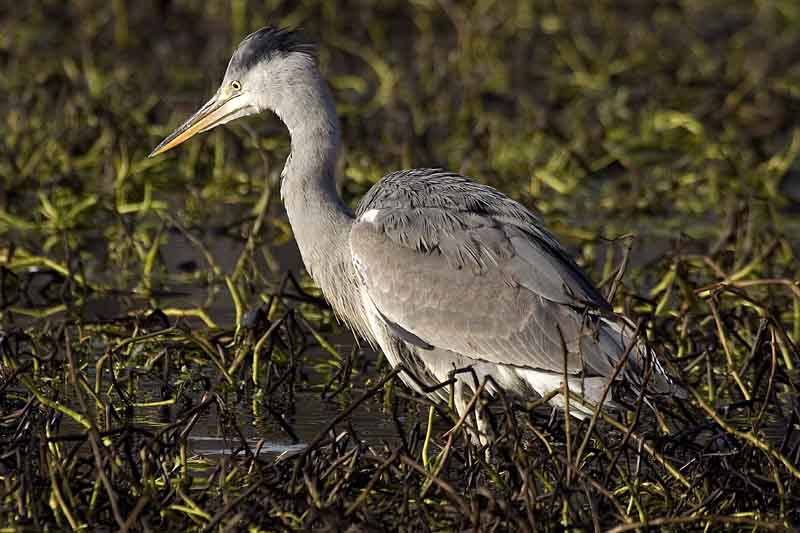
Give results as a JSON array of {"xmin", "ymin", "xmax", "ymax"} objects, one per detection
[{"xmin": 151, "ymin": 27, "xmax": 682, "ymax": 440}]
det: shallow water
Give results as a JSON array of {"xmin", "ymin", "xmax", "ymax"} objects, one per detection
[{"xmin": 138, "ymin": 389, "xmax": 406, "ymax": 459}]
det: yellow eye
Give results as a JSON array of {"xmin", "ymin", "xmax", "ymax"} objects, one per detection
[{"xmin": 231, "ymin": 80, "xmax": 242, "ymax": 91}]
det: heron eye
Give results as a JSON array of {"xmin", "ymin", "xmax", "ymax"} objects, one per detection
[{"xmin": 231, "ymin": 80, "xmax": 242, "ymax": 91}]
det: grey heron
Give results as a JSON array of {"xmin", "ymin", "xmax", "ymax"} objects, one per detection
[{"xmin": 150, "ymin": 27, "xmax": 683, "ymax": 442}]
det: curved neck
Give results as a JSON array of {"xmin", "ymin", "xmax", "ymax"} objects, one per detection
[
  {"xmin": 279, "ymin": 75, "xmax": 351, "ymax": 270},
  {"xmin": 278, "ymin": 76, "xmax": 343, "ymax": 209},
  {"xmin": 277, "ymin": 76, "xmax": 369, "ymax": 338}
]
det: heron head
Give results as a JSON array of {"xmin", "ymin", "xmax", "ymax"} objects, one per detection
[{"xmin": 149, "ymin": 27, "xmax": 316, "ymax": 157}]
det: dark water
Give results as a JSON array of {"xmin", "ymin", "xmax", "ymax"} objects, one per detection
[
  {"xmin": 135, "ymin": 389, "xmax": 405, "ymax": 459},
  {"xmin": 45, "ymin": 338, "xmax": 411, "ymax": 460}
]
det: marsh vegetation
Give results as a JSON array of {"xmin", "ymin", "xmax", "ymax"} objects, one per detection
[{"xmin": 2, "ymin": 1, "xmax": 800, "ymax": 530}]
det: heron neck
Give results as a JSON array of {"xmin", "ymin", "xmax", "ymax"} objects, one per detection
[{"xmin": 278, "ymin": 80, "xmax": 369, "ymax": 338}]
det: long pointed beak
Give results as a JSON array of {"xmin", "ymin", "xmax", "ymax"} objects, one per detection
[{"xmin": 149, "ymin": 92, "xmax": 240, "ymax": 157}]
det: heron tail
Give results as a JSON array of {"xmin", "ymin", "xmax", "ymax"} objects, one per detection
[{"xmin": 596, "ymin": 317, "xmax": 687, "ymax": 399}]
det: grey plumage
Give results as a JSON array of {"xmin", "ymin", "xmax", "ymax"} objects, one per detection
[
  {"xmin": 350, "ymin": 169, "xmax": 676, "ymax": 401},
  {"xmin": 151, "ymin": 27, "xmax": 684, "ymax": 443}
]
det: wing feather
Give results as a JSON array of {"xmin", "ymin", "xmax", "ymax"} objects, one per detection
[
  {"xmin": 350, "ymin": 207, "xmax": 613, "ymax": 376},
  {"xmin": 351, "ymin": 169, "xmax": 678, "ymax": 394}
]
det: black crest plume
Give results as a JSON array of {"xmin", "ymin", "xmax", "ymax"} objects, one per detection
[{"xmin": 228, "ymin": 27, "xmax": 316, "ymax": 75}]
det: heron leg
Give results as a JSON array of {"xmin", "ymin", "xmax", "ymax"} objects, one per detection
[
  {"xmin": 475, "ymin": 401, "xmax": 493, "ymax": 451},
  {"xmin": 453, "ymin": 380, "xmax": 493, "ymax": 451}
]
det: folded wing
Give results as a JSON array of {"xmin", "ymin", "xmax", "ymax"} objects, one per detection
[{"xmin": 350, "ymin": 169, "xmax": 634, "ymax": 380}]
